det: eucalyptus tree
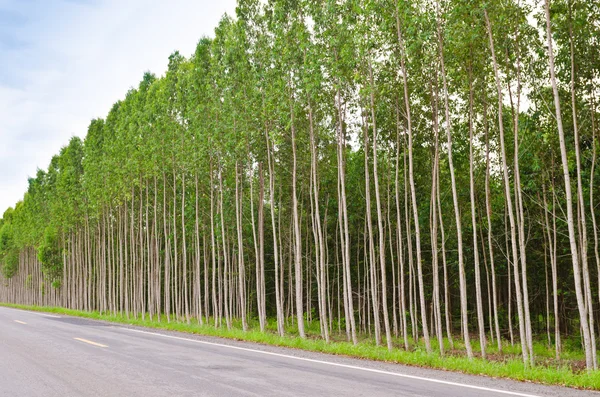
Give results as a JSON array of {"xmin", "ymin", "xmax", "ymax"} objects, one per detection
[
  {"xmin": 485, "ymin": 6, "xmax": 530, "ymax": 365},
  {"xmin": 0, "ymin": 209, "xmax": 18, "ymax": 279},
  {"xmin": 394, "ymin": 0, "xmax": 433, "ymax": 353},
  {"xmin": 435, "ymin": 0, "xmax": 474, "ymax": 359},
  {"xmin": 362, "ymin": 1, "xmax": 394, "ymax": 351},
  {"xmin": 246, "ymin": 0, "xmax": 287, "ymax": 336},
  {"xmin": 83, "ymin": 118, "xmax": 109, "ymax": 312},
  {"xmin": 269, "ymin": 0, "xmax": 307, "ymax": 338},
  {"xmin": 297, "ymin": 5, "xmax": 331, "ymax": 341},
  {"xmin": 215, "ymin": 14, "xmax": 256, "ymax": 332},
  {"xmin": 543, "ymin": 0, "xmax": 595, "ymax": 370},
  {"xmin": 312, "ymin": 0, "xmax": 359, "ymax": 344},
  {"xmin": 546, "ymin": 0, "xmax": 600, "ymax": 368}
]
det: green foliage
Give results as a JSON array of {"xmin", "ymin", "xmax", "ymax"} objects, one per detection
[
  {"xmin": 37, "ymin": 226, "xmax": 62, "ymax": 282},
  {"xmin": 2, "ymin": 250, "xmax": 19, "ymax": 279},
  {"xmin": 25, "ymin": 274, "xmax": 32, "ymax": 289},
  {"xmin": 0, "ymin": 219, "xmax": 18, "ymax": 278}
]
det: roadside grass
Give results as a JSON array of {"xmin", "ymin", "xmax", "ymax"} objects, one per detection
[{"xmin": 3, "ymin": 302, "xmax": 599, "ymax": 390}]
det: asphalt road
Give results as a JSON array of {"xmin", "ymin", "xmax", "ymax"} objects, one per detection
[{"xmin": 0, "ymin": 306, "xmax": 597, "ymax": 397}]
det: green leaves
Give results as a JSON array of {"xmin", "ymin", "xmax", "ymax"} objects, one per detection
[
  {"xmin": 0, "ymin": 221, "xmax": 18, "ymax": 278},
  {"xmin": 37, "ymin": 226, "xmax": 62, "ymax": 283}
]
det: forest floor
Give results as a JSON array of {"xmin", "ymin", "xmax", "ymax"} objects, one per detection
[{"xmin": 2, "ymin": 303, "xmax": 599, "ymax": 391}]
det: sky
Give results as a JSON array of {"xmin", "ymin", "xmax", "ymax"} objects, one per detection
[{"xmin": 0, "ymin": 0, "xmax": 237, "ymax": 215}]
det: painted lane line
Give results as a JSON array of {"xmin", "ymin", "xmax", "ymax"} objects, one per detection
[
  {"xmin": 74, "ymin": 338, "xmax": 108, "ymax": 348},
  {"xmin": 120, "ymin": 328, "xmax": 540, "ymax": 397},
  {"xmin": 14, "ymin": 320, "xmax": 27, "ymax": 325}
]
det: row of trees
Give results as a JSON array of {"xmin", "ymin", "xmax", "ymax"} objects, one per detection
[{"xmin": 2, "ymin": 0, "xmax": 600, "ymax": 369}]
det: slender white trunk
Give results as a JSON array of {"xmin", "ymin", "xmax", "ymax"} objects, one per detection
[
  {"xmin": 544, "ymin": 0, "xmax": 593, "ymax": 369},
  {"xmin": 396, "ymin": 11, "xmax": 431, "ymax": 352},
  {"xmin": 437, "ymin": 8, "xmax": 471, "ymax": 357},
  {"xmin": 485, "ymin": 10, "xmax": 528, "ymax": 364}
]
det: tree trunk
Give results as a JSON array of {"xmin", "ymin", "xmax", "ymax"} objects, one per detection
[
  {"xmin": 543, "ymin": 0, "xmax": 593, "ymax": 369},
  {"xmin": 437, "ymin": 9, "xmax": 471, "ymax": 358},
  {"xmin": 486, "ymin": 10, "xmax": 528, "ymax": 364},
  {"xmin": 396, "ymin": 11, "xmax": 430, "ymax": 352}
]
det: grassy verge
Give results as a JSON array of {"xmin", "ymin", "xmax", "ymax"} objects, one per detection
[{"xmin": 3, "ymin": 302, "xmax": 599, "ymax": 390}]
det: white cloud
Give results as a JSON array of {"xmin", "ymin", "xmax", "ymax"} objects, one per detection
[{"xmin": 0, "ymin": 0, "xmax": 237, "ymax": 214}]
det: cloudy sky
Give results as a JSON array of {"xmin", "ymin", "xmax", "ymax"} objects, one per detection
[{"xmin": 0, "ymin": 0, "xmax": 236, "ymax": 214}]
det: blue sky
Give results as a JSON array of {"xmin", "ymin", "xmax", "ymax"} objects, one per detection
[{"xmin": 0, "ymin": 0, "xmax": 236, "ymax": 214}]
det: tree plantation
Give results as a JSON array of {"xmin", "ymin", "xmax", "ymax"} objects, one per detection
[{"xmin": 2, "ymin": 0, "xmax": 600, "ymax": 372}]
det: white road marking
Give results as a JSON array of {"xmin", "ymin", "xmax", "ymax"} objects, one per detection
[
  {"xmin": 0, "ymin": 307, "xmax": 61, "ymax": 318},
  {"xmin": 121, "ymin": 328, "xmax": 540, "ymax": 397},
  {"xmin": 35, "ymin": 313, "xmax": 62, "ymax": 318},
  {"xmin": 14, "ymin": 320, "xmax": 27, "ymax": 325},
  {"xmin": 74, "ymin": 338, "xmax": 108, "ymax": 348}
]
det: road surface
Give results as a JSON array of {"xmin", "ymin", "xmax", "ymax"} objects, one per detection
[{"xmin": 0, "ymin": 306, "xmax": 596, "ymax": 397}]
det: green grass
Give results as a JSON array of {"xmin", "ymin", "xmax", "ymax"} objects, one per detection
[{"xmin": 3, "ymin": 302, "xmax": 600, "ymax": 390}]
